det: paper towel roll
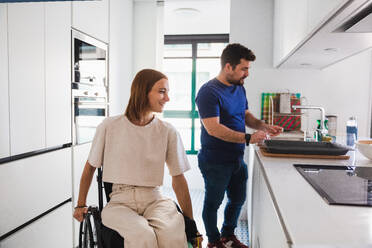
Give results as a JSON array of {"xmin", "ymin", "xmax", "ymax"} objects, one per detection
[{"xmin": 280, "ymin": 93, "xmax": 291, "ymax": 114}]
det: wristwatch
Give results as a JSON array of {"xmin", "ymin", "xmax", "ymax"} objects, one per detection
[{"xmin": 245, "ymin": 133, "xmax": 251, "ymax": 146}]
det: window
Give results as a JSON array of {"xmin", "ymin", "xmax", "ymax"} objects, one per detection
[{"xmin": 162, "ymin": 34, "xmax": 229, "ymax": 154}]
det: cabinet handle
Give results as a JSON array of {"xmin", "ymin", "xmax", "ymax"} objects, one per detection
[
  {"xmin": 83, "ymin": 91, "xmax": 88, "ymax": 95},
  {"xmin": 76, "ymin": 102, "xmax": 109, "ymax": 106}
]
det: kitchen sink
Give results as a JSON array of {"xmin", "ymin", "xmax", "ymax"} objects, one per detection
[
  {"xmin": 263, "ymin": 140, "xmax": 350, "ymax": 155},
  {"xmin": 270, "ymin": 131, "xmax": 304, "ymax": 141}
]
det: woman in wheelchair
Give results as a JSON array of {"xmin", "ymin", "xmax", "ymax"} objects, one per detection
[{"xmin": 73, "ymin": 69, "xmax": 202, "ymax": 248}]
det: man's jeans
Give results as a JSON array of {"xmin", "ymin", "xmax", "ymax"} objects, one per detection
[{"xmin": 198, "ymin": 159, "xmax": 248, "ymax": 243}]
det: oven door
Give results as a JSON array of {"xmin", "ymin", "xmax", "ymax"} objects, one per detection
[{"xmin": 73, "ymin": 97, "xmax": 108, "ymax": 145}]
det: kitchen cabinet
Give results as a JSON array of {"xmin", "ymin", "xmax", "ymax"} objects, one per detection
[
  {"xmin": 7, "ymin": 2, "xmax": 72, "ymax": 157},
  {"xmin": 72, "ymin": 0, "xmax": 109, "ymax": 42},
  {"xmin": 0, "ymin": 202, "xmax": 73, "ymax": 248},
  {"xmin": 250, "ymin": 148, "xmax": 372, "ymax": 246},
  {"xmin": 72, "ymin": 143, "xmax": 100, "ymax": 246},
  {"xmin": 45, "ymin": 2, "xmax": 71, "ymax": 148},
  {"xmin": 8, "ymin": 3, "xmax": 45, "ymax": 155},
  {"xmin": 274, "ymin": 0, "xmax": 372, "ymax": 69},
  {"xmin": 273, "ymin": 0, "xmax": 346, "ymax": 66},
  {"xmin": 250, "ymin": 152, "xmax": 290, "ymax": 248},
  {"xmin": 0, "ymin": 4, "xmax": 10, "ymax": 158},
  {"xmin": 273, "ymin": 0, "xmax": 309, "ymax": 66},
  {"xmin": 0, "ymin": 148, "xmax": 72, "ymax": 237}
]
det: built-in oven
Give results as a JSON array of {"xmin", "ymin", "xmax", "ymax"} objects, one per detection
[
  {"xmin": 72, "ymin": 88, "xmax": 108, "ymax": 145},
  {"xmin": 72, "ymin": 29, "xmax": 109, "ymax": 145}
]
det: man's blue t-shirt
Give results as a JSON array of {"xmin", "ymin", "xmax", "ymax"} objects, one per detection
[{"xmin": 195, "ymin": 78, "xmax": 248, "ymax": 164}]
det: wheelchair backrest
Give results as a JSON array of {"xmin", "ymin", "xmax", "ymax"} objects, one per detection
[
  {"xmin": 97, "ymin": 168, "xmax": 113, "ymax": 211},
  {"xmin": 103, "ymin": 182, "xmax": 112, "ymax": 202}
]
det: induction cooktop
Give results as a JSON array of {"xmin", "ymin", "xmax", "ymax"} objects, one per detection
[{"xmin": 294, "ymin": 164, "xmax": 372, "ymax": 207}]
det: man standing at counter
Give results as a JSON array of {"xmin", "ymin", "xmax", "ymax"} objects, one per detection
[{"xmin": 196, "ymin": 43, "xmax": 282, "ymax": 248}]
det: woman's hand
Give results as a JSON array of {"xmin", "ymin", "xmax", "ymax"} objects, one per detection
[
  {"xmin": 73, "ymin": 207, "xmax": 88, "ymax": 222},
  {"xmin": 172, "ymin": 174, "xmax": 193, "ymax": 220},
  {"xmin": 73, "ymin": 161, "xmax": 96, "ymax": 222}
]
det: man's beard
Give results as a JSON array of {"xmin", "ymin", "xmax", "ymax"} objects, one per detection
[{"xmin": 227, "ymin": 76, "xmax": 245, "ymax": 85}]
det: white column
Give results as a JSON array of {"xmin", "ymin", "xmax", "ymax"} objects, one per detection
[
  {"xmin": 109, "ymin": 0, "xmax": 134, "ymax": 116},
  {"xmin": 133, "ymin": 0, "xmax": 164, "ymax": 73}
]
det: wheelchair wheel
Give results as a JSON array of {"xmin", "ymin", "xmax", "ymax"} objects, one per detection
[{"xmin": 79, "ymin": 210, "xmax": 98, "ymax": 248}]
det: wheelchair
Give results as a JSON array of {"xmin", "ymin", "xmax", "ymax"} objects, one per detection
[{"xmin": 79, "ymin": 168, "xmax": 201, "ymax": 248}]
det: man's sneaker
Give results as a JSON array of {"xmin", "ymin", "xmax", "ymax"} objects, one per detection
[
  {"xmin": 207, "ymin": 240, "xmax": 227, "ymax": 248},
  {"xmin": 221, "ymin": 235, "xmax": 249, "ymax": 248}
]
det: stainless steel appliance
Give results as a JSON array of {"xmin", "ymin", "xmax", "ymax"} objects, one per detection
[
  {"xmin": 294, "ymin": 164, "xmax": 372, "ymax": 207},
  {"xmin": 72, "ymin": 29, "xmax": 109, "ymax": 145}
]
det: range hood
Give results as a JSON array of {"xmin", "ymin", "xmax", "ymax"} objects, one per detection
[{"xmin": 334, "ymin": 0, "xmax": 372, "ymax": 33}]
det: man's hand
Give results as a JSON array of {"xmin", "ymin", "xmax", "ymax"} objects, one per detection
[
  {"xmin": 250, "ymin": 130, "xmax": 267, "ymax": 144},
  {"xmin": 261, "ymin": 124, "xmax": 283, "ymax": 137}
]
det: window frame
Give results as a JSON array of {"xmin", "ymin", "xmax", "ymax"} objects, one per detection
[{"xmin": 163, "ymin": 34, "xmax": 229, "ymax": 154}]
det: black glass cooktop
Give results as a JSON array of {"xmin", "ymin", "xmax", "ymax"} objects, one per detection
[{"xmin": 294, "ymin": 164, "xmax": 372, "ymax": 207}]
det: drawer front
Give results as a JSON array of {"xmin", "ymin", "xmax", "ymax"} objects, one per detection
[
  {"xmin": 0, "ymin": 148, "xmax": 71, "ymax": 236},
  {"xmin": 0, "ymin": 202, "xmax": 73, "ymax": 248}
]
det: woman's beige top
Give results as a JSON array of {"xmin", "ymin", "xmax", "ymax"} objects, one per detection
[{"xmin": 88, "ymin": 115, "xmax": 190, "ymax": 186}]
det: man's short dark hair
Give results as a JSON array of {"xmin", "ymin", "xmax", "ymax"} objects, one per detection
[{"xmin": 221, "ymin": 43, "xmax": 256, "ymax": 69}]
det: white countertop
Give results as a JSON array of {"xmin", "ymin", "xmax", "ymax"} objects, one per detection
[{"xmin": 255, "ymin": 146, "xmax": 372, "ymax": 248}]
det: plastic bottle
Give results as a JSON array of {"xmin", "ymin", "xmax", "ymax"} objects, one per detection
[
  {"xmin": 316, "ymin": 119, "xmax": 328, "ymax": 141},
  {"xmin": 346, "ymin": 116, "xmax": 358, "ymax": 146}
]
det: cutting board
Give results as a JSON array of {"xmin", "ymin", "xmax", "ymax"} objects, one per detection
[{"xmin": 259, "ymin": 147, "xmax": 350, "ymax": 160}]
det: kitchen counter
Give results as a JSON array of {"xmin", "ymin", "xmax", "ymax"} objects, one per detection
[{"xmin": 250, "ymin": 145, "xmax": 372, "ymax": 248}]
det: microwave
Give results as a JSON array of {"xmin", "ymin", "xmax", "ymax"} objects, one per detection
[{"xmin": 72, "ymin": 29, "xmax": 108, "ymax": 87}]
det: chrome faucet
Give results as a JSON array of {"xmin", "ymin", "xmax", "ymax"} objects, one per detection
[{"xmin": 292, "ymin": 105, "xmax": 328, "ymax": 137}]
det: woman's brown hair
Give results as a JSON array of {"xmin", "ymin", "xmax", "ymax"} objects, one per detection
[{"xmin": 125, "ymin": 69, "xmax": 167, "ymax": 122}]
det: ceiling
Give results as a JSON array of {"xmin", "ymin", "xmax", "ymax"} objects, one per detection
[{"xmin": 163, "ymin": 0, "xmax": 230, "ymax": 35}]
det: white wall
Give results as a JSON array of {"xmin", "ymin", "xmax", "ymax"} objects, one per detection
[
  {"xmin": 231, "ymin": 0, "xmax": 372, "ymax": 137},
  {"xmin": 109, "ymin": 0, "xmax": 133, "ymax": 116},
  {"xmin": 322, "ymin": 51, "xmax": 372, "ymax": 137}
]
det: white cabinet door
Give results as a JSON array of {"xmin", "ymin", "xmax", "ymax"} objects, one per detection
[
  {"xmin": 273, "ymin": 0, "xmax": 346, "ymax": 67},
  {"xmin": 45, "ymin": 2, "xmax": 71, "ymax": 147},
  {"xmin": 72, "ymin": 0, "xmax": 109, "ymax": 42},
  {"xmin": 256, "ymin": 169, "xmax": 289, "ymax": 248},
  {"xmin": 8, "ymin": 3, "xmax": 45, "ymax": 155},
  {"xmin": 251, "ymin": 153, "xmax": 289, "ymax": 248},
  {"xmin": 0, "ymin": 148, "xmax": 72, "ymax": 236},
  {"xmin": 0, "ymin": 202, "xmax": 73, "ymax": 248},
  {"xmin": 0, "ymin": 4, "xmax": 10, "ymax": 158},
  {"xmin": 273, "ymin": 0, "xmax": 308, "ymax": 66},
  {"xmin": 250, "ymin": 157, "xmax": 262, "ymax": 248}
]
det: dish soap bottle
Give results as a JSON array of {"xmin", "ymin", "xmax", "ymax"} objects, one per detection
[
  {"xmin": 316, "ymin": 119, "xmax": 328, "ymax": 141},
  {"xmin": 346, "ymin": 116, "xmax": 358, "ymax": 146}
]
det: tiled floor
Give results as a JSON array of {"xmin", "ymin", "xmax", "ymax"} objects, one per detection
[{"xmin": 161, "ymin": 187, "xmax": 249, "ymax": 247}]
